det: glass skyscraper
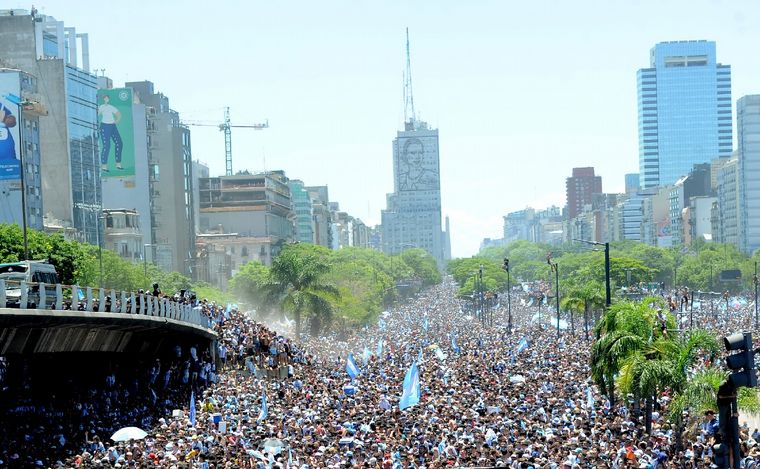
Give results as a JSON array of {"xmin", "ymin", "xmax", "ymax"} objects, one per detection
[{"xmin": 637, "ymin": 41, "xmax": 732, "ymax": 189}]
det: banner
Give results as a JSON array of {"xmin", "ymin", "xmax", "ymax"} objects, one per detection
[
  {"xmin": 0, "ymin": 72, "xmax": 21, "ymax": 181},
  {"xmin": 98, "ymin": 88, "xmax": 135, "ymax": 177}
]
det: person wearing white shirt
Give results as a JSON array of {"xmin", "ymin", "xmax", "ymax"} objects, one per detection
[{"xmin": 98, "ymin": 94, "xmax": 123, "ymax": 172}]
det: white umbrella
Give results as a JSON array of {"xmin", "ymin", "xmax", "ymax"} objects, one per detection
[
  {"xmin": 111, "ymin": 426, "xmax": 147, "ymax": 442},
  {"xmin": 263, "ymin": 438, "xmax": 285, "ymax": 455}
]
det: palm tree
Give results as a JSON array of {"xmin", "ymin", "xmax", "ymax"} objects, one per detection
[
  {"xmin": 561, "ymin": 291, "xmax": 584, "ymax": 336},
  {"xmin": 267, "ymin": 245, "xmax": 339, "ymax": 340}
]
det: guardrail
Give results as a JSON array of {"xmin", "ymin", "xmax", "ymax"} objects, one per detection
[{"xmin": 0, "ymin": 280, "xmax": 212, "ymax": 330}]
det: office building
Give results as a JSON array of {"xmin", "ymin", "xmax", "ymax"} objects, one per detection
[
  {"xmin": 738, "ymin": 95, "xmax": 760, "ymax": 254},
  {"xmin": 715, "ymin": 156, "xmax": 740, "ymax": 245},
  {"xmin": 126, "ymin": 81, "xmax": 195, "ymax": 274},
  {"xmin": 0, "ymin": 69, "xmax": 45, "ymax": 231},
  {"xmin": 198, "ymin": 171, "xmax": 293, "ymax": 251},
  {"xmin": 305, "ymin": 185, "xmax": 332, "ymax": 248},
  {"xmin": 668, "ymin": 164, "xmax": 712, "ymax": 245},
  {"xmin": 381, "ymin": 118, "xmax": 447, "ymax": 265},
  {"xmin": 0, "ymin": 11, "xmax": 101, "ymax": 243},
  {"xmin": 625, "ymin": 173, "xmax": 640, "ymax": 194},
  {"xmin": 289, "ymin": 179, "xmax": 315, "ymax": 244},
  {"xmin": 192, "ymin": 160, "xmax": 209, "ymax": 235},
  {"xmin": 637, "ymin": 40, "xmax": 732, "ymax": 189},
  {"xmin": 566, "ymin": 167, "xmax": 602, "ymax": 220}
]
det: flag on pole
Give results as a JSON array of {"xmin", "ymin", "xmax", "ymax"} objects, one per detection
[
  {"xmin": 378, "ymin": 318, "xmax": 386, "ymax": 331},
  {"xmin": 346, "ymin": 353, "xmax": 360, "ymax": 380},
  {"xmin": 362, "ymin": 347, "xmax": 371, "ymax": 366},
  {"xmin": 189, "ymin": 390, "xmax": 196, "ymax": 426},
  {"xmin": 257, "ymin": 392, "xmax": 268, "ymax": 423},
  {"xmin": 399, "ymin": 361, "xmax": 421, "ymax": 410},
  {"xmin": 586, "ymin": 386, "xmax": 595, "ymax": 411},
  {"xmin": 451, "ymin": 336, "xmax": 461, "ymax": 354},
  {"xmin": 516, "ymin": 337, "xmax": 529, "ymax": 353},
  {"xmin": 377, "ymin": 339, "xmax": 383, "ymax": 357}
]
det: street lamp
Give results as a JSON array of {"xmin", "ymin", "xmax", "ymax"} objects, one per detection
[
  {"xmin": 502, "ymin": 258, "xmax": 512, "ymax": 333},
  {"xmin": 98, "ymin": 212, "xmax": 106, "ymax": 288},
  {"xmin": 573, "ymin": 239, "xmax": 611, "ymax": 307},
  {"xmin": 548, "ymin": 255, "xmax": 560, "ymax": 339}
]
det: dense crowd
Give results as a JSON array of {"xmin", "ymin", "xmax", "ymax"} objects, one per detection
[{"xmin": 2, "ymin": 279, "xmax": 760, "ymax": 467}]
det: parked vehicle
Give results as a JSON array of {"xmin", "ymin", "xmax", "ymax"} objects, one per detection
[{"xmin": 0, "ymin": 261, "xmax": 59, "ymax": 309}]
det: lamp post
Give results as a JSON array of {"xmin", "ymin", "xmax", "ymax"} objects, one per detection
[
  {"xmin": 502, "ymin": 258, "xmax": 512, "ymax": 333},
  {"xmin": 573, "ymin": 239, "xmax": 611, "ymax": 307},
  {"xmin": 17, "ymin": 100, "xmax": 29, "ymax": 260},
  {"xmin": 548, "ymin": 258, "xmax": 560, "ymax": 339},
  {"xmin": 754, "ymin": 262, "xmax": 758, "ymax": 330},
  {"xmin": 98, "ymin": 212, "xmax": 106, "ymax": 288},
  {"xmin": 478, "ymin": 265, "xmax": 484, "ymax": 325}
]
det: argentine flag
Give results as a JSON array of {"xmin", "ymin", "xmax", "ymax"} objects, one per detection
[
  {"xmin": 516, "ymin": 337, "xmax": 529, "ymax": 353},
  {"xmin": 362, "ymin": 347, "xmax": 372, "ymax": 366},
  {"xmin": 346, "ymin": 353, "xmax": 360, "ymax": 380},
  {"xmin": 257, "ymin": 392, "xmax": 268, "ymax": 423},
  {"xmin": 451, "ymin": 336, "xmax": 461, "ymax": 354},
  {"xmin": 423, "ymin": 317, "xmax": 429, "ymax": 331},
  {"xmin": 189, "ymin": 390, "xmax": 196, "ymax": 426},
  {"xmin": 399, "ymin": 361, "xmax": 421, "ymax": 410},
  {"xmin": 586, "ymin": 386, "xmax": 595, "ymax": 411},
  {"xmin": 377, "ymin": 339, "xmax": 383, "ymax": 357}
]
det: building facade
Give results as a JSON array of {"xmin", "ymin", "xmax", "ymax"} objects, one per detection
[
  {"xmin": 0, "ymin": 69, "xmax": 45, "ymax": 231},
  {"xmin": 289, "ymin": 179, "xmax": 315, "ymax": 244},
  {"xmin": 716, "ymin": 157, "xmax": 740, "ymax": 245},
  {"xmin": 0, "ymin": 12, "xmax": 102, "ymax": 244},
  {"xmin": 103, "ymin": 209, "xmax": 143, "ymax": 261},
  {"xmin": 738, "ymin": 95, "xmax": 760, "ymax": 254},
  {"xmin": 637, "ymin": 40, "xmax": 732, "ymax": 189},
  {"xmin": 126, "ymin": 81, "xmax": 195, "ymax": 274},
  {"xmin": 381, "ymin": 119, "xmax": 447, "ymax": 265},
  {"xmin": 565, "ymin": 167, "xmax": 602, "ymax": 220}
]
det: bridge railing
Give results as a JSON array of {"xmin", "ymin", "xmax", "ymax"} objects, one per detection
[{"xmin": 0, "ymin": 280, "xmax": 212, "ymax": 330}]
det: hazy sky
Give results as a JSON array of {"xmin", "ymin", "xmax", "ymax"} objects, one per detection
[{"xmin": 24, "ymin": 0, "xmax": 760, "ymax": 257}]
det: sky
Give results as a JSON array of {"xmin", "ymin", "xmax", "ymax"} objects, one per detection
[{"xmin": 22, "ymin": 0, "xmax": 760, "ymax": 257}]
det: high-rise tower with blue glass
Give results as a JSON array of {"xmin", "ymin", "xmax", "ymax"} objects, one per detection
[{"xmin": 637, "ymin": 41, "xmax": 732, "ymax": 189}]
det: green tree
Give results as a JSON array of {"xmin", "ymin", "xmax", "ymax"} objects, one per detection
[
  {"xmin": 267, "ymin": 244, "xmax": 339, "ymax": 339},
  {"xmin": 229, "ymin": 261, "xmax": 271, "ymax": 309},
  {"xmin": 399, "ymin": 248, "xmax": 441, "ymax": 286}
]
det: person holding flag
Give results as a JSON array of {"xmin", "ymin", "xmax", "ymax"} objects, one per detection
[
  {"xmin": 399, "ymin": 361, "xmax": 421, "ymax": 410},
  {"xmin": 345, "ymin": 353, "xmax": 360, "ymax": 380},
  {"xmin": 257, "ymin": 392, "xmax": 268, "ymax": 424}
]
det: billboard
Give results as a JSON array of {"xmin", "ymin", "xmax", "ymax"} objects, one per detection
[
  {"xmin": 0, "ymin": 72, "xmax": 21, "ymax": 181},
  {"xmin": 395, "ymin": 133, "xmax": 440, "ymax": 192},
  {"xmin": 98, "ymin": 88, "xmax": 134, "ymax": 177}
]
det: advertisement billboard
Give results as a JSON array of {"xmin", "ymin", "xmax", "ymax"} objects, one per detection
[
  {"xmin": 0, "ymin": 72, "xmax": 21, "ymax": 181},
  {"xmin": 98, "ymin": 88, "xmax": 134, "ymax": 177}
]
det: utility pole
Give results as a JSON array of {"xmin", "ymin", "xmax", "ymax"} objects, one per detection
[
  {"xmin": 754, "ymin": 262, "xmax": 758, "ymax": 330},
  {"xmin": 574, "ymin": 239, "xmax": 611, "ymax": 307}
]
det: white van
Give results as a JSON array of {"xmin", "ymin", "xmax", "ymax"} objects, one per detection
[{"xmin": 0, "ymin": 260, "xmax": 60, "ymax": 309}]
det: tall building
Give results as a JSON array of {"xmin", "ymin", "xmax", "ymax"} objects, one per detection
[
  {"xmin": 738, "ymin": 95, "xmax": 760, "ymax": 254},
  {"xmin": 716, "ymin": 156, "xmax": 740, "ymax": 245},
  {"xmin": 126, "ymin": 81, "xmax": 195, "ymax": 274},
  {"xmin": 565, "ymin": 167, "xmax": 602, "ymax": 220},
  {"xmin": 305, "ymin": 185, "xmax": 331, "ymax": 248},
  {"xmin": 668, "ymin": 164, "xmax": 712, "ymax": 246},
  {"xmin": 0, "ymin": 69, "xmax": 45, "ymax": 231},
  {"xmin": 637, "ymin": 40, "xmax": 732, "ymax": 189},
  {"xmin": 380, "ymin": 32, "xmax": 446, "ymax": 266},
  {"xmin": 0, "ymin": 11, "xmax": 101, "ymax": 243},
  {"xmin": 192, "ymin": 160, "xmax": 209, "ymax": 235},
  {"xmin": 624, "ymin": 173, "xmax": 640, "ymax": 194},
  {"xmin": 289, "ymin": 179, "xmax": 315, "ymax": 244},
  {"xmin": 198, "ymin": 171, "xmax": 293, "ymax": 248},
  {"xmin": 102, "ymin": 208, "xmax": 143, "ymax": 261}
]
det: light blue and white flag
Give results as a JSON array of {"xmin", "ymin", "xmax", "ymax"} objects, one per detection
[
  {"xmin": 362, "ymin": 347, "xmax": 372, "ymax": 366},
  {"xmin": 586, "ymin": 387, "xmax": 595, "ymax": 411},
  {"xmin": 516, "ymin": 337, "xmax": 529, "ymax": 353},
  {"xmin": 399, "ymin": 361, "xmax": 421, "ymax": 410},
  {"xmin": 435, "ymin": 347, "xmax": 446, "ymax": 361},
  {"xmin": 377, "ymin": 339, "xmax": 383, "ymax": 357},
  {"xmin": 378, "ymin": 318, "xmax": 387, "ymax": 331},
  {"xmin": 423, "ymin": 317, "xmax": 429, "ymax": 331},
  {"xmin": 485, "ymin": 428, "xmax": 497, "ymax": 446},
  {"xmin": 346, "ymin": 353, "xmax": 360, "ymax": 380},
  {"xmin": 189, "ymin": 390, "xmax": 196, "ymax": 426},
  {"xmin": 451, "ymin": 336, "xmax": 461, "ymax": 354},
  {"xmin": 257, "ymin": 392, "xmax": 268, "ymax": 423},
  {"xmin": 418, "ymin": 348, "xmax": 423, "ymax": 362}
]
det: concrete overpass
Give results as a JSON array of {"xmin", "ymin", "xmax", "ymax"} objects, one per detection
[{"xmin": 0, "ymin": 282, "xmax": 217, "ymax": 356}]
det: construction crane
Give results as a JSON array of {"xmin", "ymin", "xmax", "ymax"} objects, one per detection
[{"xmin": 182, "ymin": 107, "xmax": 269, "ymax": 176}]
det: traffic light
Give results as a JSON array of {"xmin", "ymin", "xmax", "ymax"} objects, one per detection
[{"xmin": 724, "ymin": 332, "xmax": 757, "ymax": 388}]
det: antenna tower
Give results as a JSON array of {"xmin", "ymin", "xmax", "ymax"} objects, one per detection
[{"xmin": 403, "ymin": 27, "xmax": 416, "ymax": 125}]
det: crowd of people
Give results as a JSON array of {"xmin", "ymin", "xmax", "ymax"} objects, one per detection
[{"xmin": 3, "ymin": 278, "xmax": 760, "ymax": 467}]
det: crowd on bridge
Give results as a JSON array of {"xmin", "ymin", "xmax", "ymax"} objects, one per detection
[{"xmin": 3, "ymin": 279, "xmax": 760, "ymax": 467}]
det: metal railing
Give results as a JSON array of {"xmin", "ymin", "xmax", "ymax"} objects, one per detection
[{"xmin": 0, "ymin": 280, "xmax": 212, "ymax": 330}]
